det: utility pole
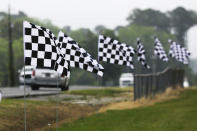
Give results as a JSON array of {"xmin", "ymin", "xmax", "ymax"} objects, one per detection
[{"xmin": 8, "ymin": 5, "xmax": 15, "ymax": 86}]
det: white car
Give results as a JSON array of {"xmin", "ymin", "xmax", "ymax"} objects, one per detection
[
  {"xmin": 19, "ymin": 66, "xmax": 70, "ymax": 91},
  {"xmin": 31, "ymin": 67, "xmax": 70, "ymax": 91},
  {"xmin": 19, "ymin": 66, "xmax": 34, "ymax": 85},
  {"xmin": 183, "ymin": 77, "xmax": 189, "ymax": 88},
  {"xmin": 119, "ymin": 73, "xmax": 134, "ymax": 87}
]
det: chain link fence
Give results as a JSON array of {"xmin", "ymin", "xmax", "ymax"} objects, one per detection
[{"xmin": 134, "ymin": 68, "xmax": 184, "ymax": 101}]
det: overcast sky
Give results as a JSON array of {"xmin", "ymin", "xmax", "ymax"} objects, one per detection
[{"xmin": 1, "ymin": 0, "xmax": 197, "ymax": 58}]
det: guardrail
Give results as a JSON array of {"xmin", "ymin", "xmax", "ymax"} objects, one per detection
[{"xmin": 134, "ymin": 68, "xmax": 184, "ymax": 100}]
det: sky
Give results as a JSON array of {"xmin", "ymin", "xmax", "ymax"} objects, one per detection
[{"xmin": 1, "ymin": 0, "xmax": 197, "ymax": 58}]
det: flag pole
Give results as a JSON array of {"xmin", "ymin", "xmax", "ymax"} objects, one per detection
[
  {"xmin": 22, "ymin": 21, "xmax": 27, "ymax": 131},
  {"xmin": 54, "ymin": 55, "xmax": 59, "ymax": 131},
  {"xmin": 133, "ymin": 55, "xmax": 137, "ymax": 101},
  {"xmin": 55, "ymin": 75, "xmax": 59, "ymax": 131},
  {"xmin": 152, "ymin": 36, "xmax": 157, "ymax": 98},
  {"xmin": 97, "ymin": 32, "xmax": 102, "ymax": 87},
  {"xmin": 23, "ymin": 65, "xmax": 27, "ymax": 131}
]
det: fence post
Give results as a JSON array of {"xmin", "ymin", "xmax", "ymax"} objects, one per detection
[
  {"xmin": 134, "ymin": 74, "xmax": 137, "ymax": 101},
  {"xmin": 145, "ymin": 76, "xmax": 149, "ymax": 98}
]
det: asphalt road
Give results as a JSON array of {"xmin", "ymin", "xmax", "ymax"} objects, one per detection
[{"xmin": 0, "ymin": 85, "xmax": 102, "ymax": 98}]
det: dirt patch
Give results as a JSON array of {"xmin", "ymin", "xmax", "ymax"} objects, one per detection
[
  {"xmin": 0, "ymin": 87, "xmax": 185, "ymax": 131},
  {"xmin": 99, "ymin": 88, "xmax": 184, "ymax": 113},
  {"xmin": 0, "ymin": 101, "xmax": 97, "ymax": 131},
  {"xmin": 27, "ymin": 92, "xmax": 133, "ymax": 106}
]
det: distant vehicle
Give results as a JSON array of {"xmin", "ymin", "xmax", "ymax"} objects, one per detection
[
  {"xmin": 183, "ymin": 77, "xmax": 189, "ymax": 88},
  {"xmin": 31, "ymin": 67, "xmax": 70, "ymax": 91},
  {"xmin": 119, "ymin": 73, "xmax": 134, "ymax": 87},
  {"xmin": 19, "ymin": 66, "xmax": 34, "ymax": 85}
]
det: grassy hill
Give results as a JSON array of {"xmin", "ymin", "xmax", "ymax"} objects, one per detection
[{"xmin": 49, "ymin": 89, "xmax": 197, "ymax": 131}]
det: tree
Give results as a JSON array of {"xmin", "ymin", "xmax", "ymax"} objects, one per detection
[
  {"xmin": 169, "ymin": 7, "xmax": 197, "ymax": 46},
  {"xmin": 0, "ymin": 11, "xmax": 27, "ymax": 40},
  {"xmin": 62, "ymin": 26, "xmax": 71, "ymax": 33},
  {"xmin": 0, "ymin": 38, "xmax": 9, "ymax": 86},
  {"xmin": 0, "ymin": 11, "xmax": 61, "ymax": 86},
  {"xmin": 127, "ymin": 7, "xmax": 197, "ymax": 46},
  {"xmin": 127, "ymin": 9, "xmax": 171, "ymax": 32},
  {"xmin": 117, "ymin": 24, "xmax": 175, "ymax": 73},
  {"xmin": 94, "ymin": 25, "xmax": 106, "ymax": 34},
  {"xmin": 69, "ymin": 28, "xmax": 123, "ymax": 86}
]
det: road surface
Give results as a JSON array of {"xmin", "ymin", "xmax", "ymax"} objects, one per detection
[{"xmin": 0, "ymin": 85, "xmax": 102, "ymax": 98}]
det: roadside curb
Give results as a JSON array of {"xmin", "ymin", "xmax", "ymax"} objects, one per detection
[{"xmin": 3, "ymin": 92, "xmax": 61, "ymax": 99}]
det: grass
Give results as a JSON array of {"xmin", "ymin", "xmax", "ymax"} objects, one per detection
[
  {"xmin": 65, "ymin": 87, "xmax": 133, "ymax": 97},
  {"xmin": 0, "ymin": 99, "xmax": 96, "ymax": 131},
  {"xmin": 189, "ymin": 86, "xmax": 197, "ymax": 89},
  {"xmin": 49, "ymin": 89, "xmax": 197, "ymax": 131}
]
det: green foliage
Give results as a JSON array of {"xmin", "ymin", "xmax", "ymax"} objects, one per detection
[
  {"xmin": 0, "ymin": 11, "xmax": 61, "ymax": 86},
  {"xmin": 94, "ymin": 25, "xmax": 106, "ymax": 34},
  {"xmin": 118, "ymin": 24, "xmax": 175, "ymax": 48},
  {"xmin": 127, "ymin": 8, "xmax": 170, "ymax": 32},
  {"xmin": 118, "ymin": 25, "xmax": 175, "ymax": 73},
  {"xmin": 0, "ymin": 38, "xmax": 24, "ymax": 86},
  {"xmin": 69, "ymin": 28, "xmax": 98, "ymax": 58},
  {"xmin": 13, "ymin": 38, "xmax": 24, "ymax": 85},
  {"xmin": 70, "ymin": 69, "xmax": 98, "ymax": 85},
  {"xmin": 0, "ymin": 38, "xmax": 9, "ymax": 86},
  {"xmin": 0, "ymin": 7, "xmax": 196, "ymax": 86},
  {"xmin": 50, "ymin": 89, "xmax": 197, "ymax": 131},
  {"xmin": 65, "ymin": 87, "xmax": 132, "ymax": 97},
  {"xmin": 169, "ymin": 7, "xmax": 197, "ymax": 45},
  {"xmin": 0, "ymin": 12, "xmax": 25, "ymax": 40},
  {"xmin": 25, "ymin": 17, "xmax": 60, "ymax": 35},
  {"xmin": 127, "ymin": 7, "xmax": 197, "ymax": 46}
]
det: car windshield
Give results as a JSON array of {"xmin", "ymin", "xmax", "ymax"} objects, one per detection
[
  {"xmin": 121, "ymin": 74, "xmax": 132, "ymax": 77},
  {"xmin": 36, "ymin": 67, "xmax": 53, "ymax": 69},
  {"xmin": 25, "ymin": 68, "xmax": 33, "ymax": 71},
  {"xmin": 22, "ymin": 66, "xmax": 33, "ymax": 71}
]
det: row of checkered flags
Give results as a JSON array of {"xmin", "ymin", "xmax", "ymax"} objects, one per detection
[{"xmin": 23, "ymin": 21, "xmax": 190, "ymax": 77}]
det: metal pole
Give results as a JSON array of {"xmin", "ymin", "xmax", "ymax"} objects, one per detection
[
  {"xmin": 23, "ymin": 66, "xmax": 27, "ymax": 131},
  {"xmin": 22, "ymin": 20, "xmax": 27, "ymax": 131},
  {"xmin": 133, "ymin": 57, "xmax": 136, "ymax": 101},
  {"xmin": 97, "ymin": 32, "xmax": 103, "ymax": 87},
  {"xmin": 152, "ymin": 55, "xmax": 156, "ymax": 97},
  {"xmin": 56, "ymin": 77, "xmax": 59, "ymax": 131},
  {"xmin": 8, "ymin": 5, "xmax": 15, "ymax": 86}
]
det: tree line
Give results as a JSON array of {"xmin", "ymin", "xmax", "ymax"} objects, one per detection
[{"xmin": 0, "ymin": 7, "xmax": 197, "ymax": 86}]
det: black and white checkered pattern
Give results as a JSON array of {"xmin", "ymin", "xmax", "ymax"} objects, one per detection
[
  {"xmin": 154, "ymin": 37, "xmax": 168, "ymax": 62},
  {"xmin": 168, "ymin": 39, "xmax": 190, "ymax": 64},
  {"xmin": 136, "ymin": 39, "xmax": 150, "ymax": 69},
  {"xmin": 57, "ymin": 31, "xmax": 104, "ymax": 77},
  {"xmin": 98, "ymin": 35, "xmax": 135, "ymax": 69},
  {"xmin": 181, "ymin": 47, "xmax": 191, "ymax": 58},
  {"xmin": 23, "ymin": 21, "xmax": 70, "ymax": 76}
]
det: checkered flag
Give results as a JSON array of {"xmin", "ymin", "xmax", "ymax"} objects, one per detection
[
  {"xmin": 98, "ymin": 35, "xmax": 135, "ymax": 69},
  {"xmin": 23, "ymin": 21, "xmax": 70, "ymax": 76},
  {"xmin": 168, "ymin": 39, "xmax": 190, "ymax": 64},
  {"xmin": 154, "ymin": 37, "xmax": 168, "ymax": 62},
  {"xmin": 182, "ymin": 47, "xmax": 191, "ymax": 58},
  {"xmin": 57, "ymin": 31, "xmax": 104, "ymax": 77},
  {"xmin": 136, "ymin": 39, "xmax": 150, "ymax": 69}
]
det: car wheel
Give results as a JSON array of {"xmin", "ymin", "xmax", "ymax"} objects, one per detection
[
  {"xmin": 31, "ymin": 85, "xmax": 39, "ymax": 90},
  {"xmin": 61, "ymin": 84, "xmax": 69, "ymax": 91}
]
